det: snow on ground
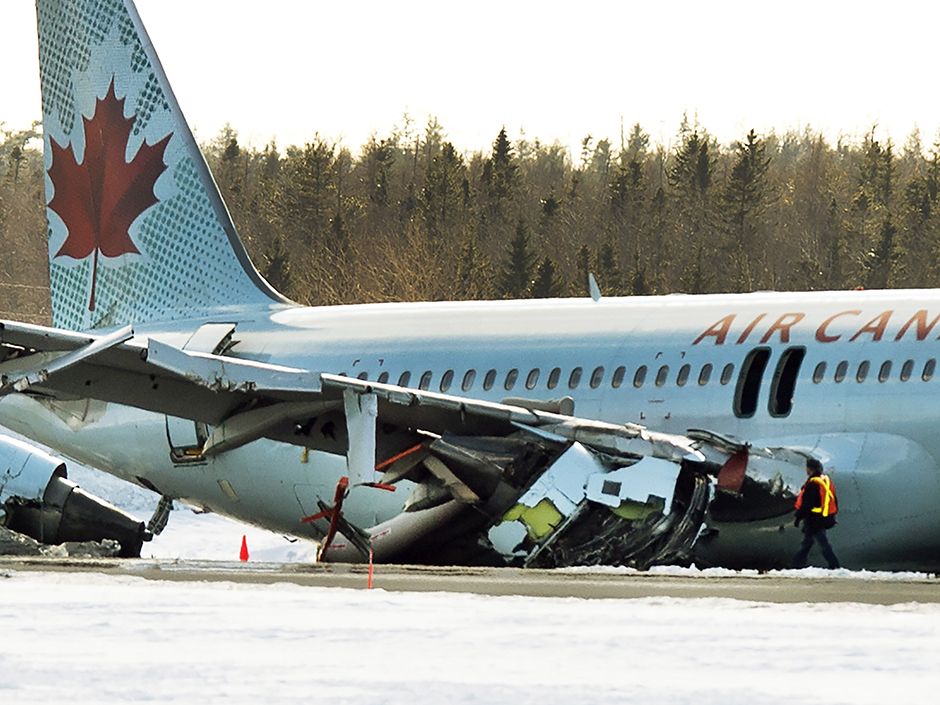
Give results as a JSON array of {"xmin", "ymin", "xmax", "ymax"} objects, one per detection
[
  {"xmin": 1, "ymin": 461, "xmax": 936, "ymax": 703},
  {"xmin": 1, "ymin": 571, "xmax": 939, "ymax": 705}
]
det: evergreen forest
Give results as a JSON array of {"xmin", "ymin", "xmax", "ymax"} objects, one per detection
[{"xmin": 3, "ymin": 117, "xmax": 940, "ymax": 325}]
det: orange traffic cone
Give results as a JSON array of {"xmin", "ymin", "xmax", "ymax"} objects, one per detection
[{"xmin": 239, "ymin": 534, "xmax": 249, "ymax": 562}]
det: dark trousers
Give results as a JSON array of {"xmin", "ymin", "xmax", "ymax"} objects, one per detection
[{"xmin": 792, "ymin": 528, "xmax": 841, "ymax": 569}]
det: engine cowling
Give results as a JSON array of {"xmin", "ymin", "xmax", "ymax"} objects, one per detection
[{"xmin": 0, "ymin": 434, "xmax": 146, "ymax": 557}]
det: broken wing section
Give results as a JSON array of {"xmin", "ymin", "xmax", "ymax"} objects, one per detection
[
  {"xmin": 314, "ymin": 377, "xmax": 816, "ymax": 568},
  {"xmin": 0, "ymin": 321, "xmax": 815, "ymax": 568}
]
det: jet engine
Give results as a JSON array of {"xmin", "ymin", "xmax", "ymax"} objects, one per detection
[{"xmin": 0, "ymin": 434, "xmax": 147, "ymax": 557}]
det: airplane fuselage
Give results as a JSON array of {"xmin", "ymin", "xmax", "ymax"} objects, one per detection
[{"xmin": 4, "ymin": 287, "xmax": 940, "ymax": 569}]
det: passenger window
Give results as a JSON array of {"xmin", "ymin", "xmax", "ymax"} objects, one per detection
[
  {"xmin": 590, "ymin": 366, "xmax": 604, "ymax": 389},
  {"xmin": 357, "ymin": 371, "xmax": 368, "ymax": 380},
  {"xmin": 568, "ymin": 367, "xmax": 583, "ymax": 389},
  {"xmin": 676, "ymin": 364, "xmax": 690, "ymax": 387},
  {"xmin": 611, "ymin": 366, "xmax": 626, "ymax": 388},
  {"xmin": 769, "ymin": 347, "xmax": 805, "ymax": 417},
  {"xmin": 698, "ymin": 363, "xmax": 712, "ymax": 386},
  {"xmin": 377, "ymin": 371, "xmax": 389, "ymax": 384},
  {"xmin": 462, "ymin": 369, "xmax": 476, "ymax": 391},
  {"xmin": 834, "ymin": 361, "xmax": 848, "ymax": 383},
  {"xmin": 735, "ymin": 347, "xmax": 771, "ymax": 418},
  {"xmin": 483, "ymin": 369, "xmax": 497, "ymax": 390},
  {"xmin": 633, "ymin": 366, "xmax": 647, "ymax": 388},
  {"xmin": 655, "ymin": 365, "xmax": 669, "ymax": 387},
  {"xmin": 440, "ymin": 369, "xmax": 454, "ymax": 392},
  {"xmin": 526, "ymin": 369, "xmax": 540, "ymax": 389},
  {"xmin": 900, "ymin": 360, "xmax": 914, "ymax": 382},
  {"xmin": 419, "ymin": 371, "xmax": 433, "ymax": 390},
  {"xmin": 504, "ymin": 369, "xmax": 519, "ymax": 390},
  {"xmin": 547, "ymin": 367, "xmax": 561, "ymax": 389},
  {"xmin": 812, "ymin": 362, "xmax": 826, "ymax": 383},
  {"xmin": 720, "ymin": 363, "xmax": 734, "ymax": 385},
  {"xmin": 923, "ymin": 359, "xmax": 936, "ymax": 381},
  {"xmin": 398, "ymin": 371, "xmax": 411, "ymax": 387},
  {"xmin": 877, "ymin": 361, "xmax": 891, "ymax": 383},
  {"xmin": 856, "ymin": 361, "xmax": 870, "ymax": 383}
]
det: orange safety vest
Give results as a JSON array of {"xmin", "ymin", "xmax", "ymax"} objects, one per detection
[{"xmin": 794, "ymin": 474, "xmax": 838, "ymax": 517}]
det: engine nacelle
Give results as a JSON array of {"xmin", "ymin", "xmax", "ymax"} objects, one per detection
[{"xmin": 0, "ymin": 434, "xmax": 146, "ymax": 557}]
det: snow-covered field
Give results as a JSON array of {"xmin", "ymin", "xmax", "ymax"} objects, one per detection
[
  {"xmin": 2, "ymin": 571, "xmax": 939, "ymax": 705},
  {"xmin": 1, "ymin": 465, "xmax": 939, "ymax": 703}
]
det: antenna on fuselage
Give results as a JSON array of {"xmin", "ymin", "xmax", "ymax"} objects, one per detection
[{"xmin": 588, "ymin": 272, "xmax": 602, "ymax": 302}]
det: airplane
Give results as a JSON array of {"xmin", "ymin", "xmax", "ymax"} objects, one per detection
[{"xmin": 2, "ymin": 0, "xmax": 940, "ymax": 571}]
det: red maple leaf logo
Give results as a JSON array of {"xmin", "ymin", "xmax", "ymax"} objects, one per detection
[{"xmin": 48, "ymin": 78, "xmax": 172, "ymax": 312}]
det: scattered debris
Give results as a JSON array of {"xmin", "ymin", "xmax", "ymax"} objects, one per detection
[{"xmin": 0, "ymin": 526, "xmax": 121, "ymax": 558}]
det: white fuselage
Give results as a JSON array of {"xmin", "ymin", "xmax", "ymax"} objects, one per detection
[{"xmin": 3, "ymin": 288, "xmax": 939, "ymax": 543}]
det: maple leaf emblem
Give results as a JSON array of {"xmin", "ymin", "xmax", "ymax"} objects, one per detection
[{"xmin": 48, "ymin": 78, "xmax": 172, "ymax": 312}]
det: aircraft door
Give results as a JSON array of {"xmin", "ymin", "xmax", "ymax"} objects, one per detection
[
  {"xmin": 164, "ymin": 323, "xmax": 236, "ymax": 464},
  {"xmin": 733, "ymin": 347, "xmax": 772, "ymax": 418}
]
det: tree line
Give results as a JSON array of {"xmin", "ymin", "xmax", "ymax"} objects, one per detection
[{"xmin": 3, "ymin": 116, "xmax": 940, "ymax": 323}]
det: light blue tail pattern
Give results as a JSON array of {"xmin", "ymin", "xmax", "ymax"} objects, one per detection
[{"xmin": 37, "ymin": 0, "xmax": 288, "ymax": 331}]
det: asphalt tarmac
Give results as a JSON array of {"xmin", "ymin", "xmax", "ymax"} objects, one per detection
[{"xmin": 2, "ymin": 557, "xmax": 939, "ymax": 604}]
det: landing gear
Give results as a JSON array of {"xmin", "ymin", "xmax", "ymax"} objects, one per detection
[{"xmin": 146, "ymin": 495, "xmax": 174, "ymax": 538}]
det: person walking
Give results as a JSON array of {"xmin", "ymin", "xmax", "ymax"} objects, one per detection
[{"xmin": 791, "ymin": 457, "xmax": 841, "ymax": 569}]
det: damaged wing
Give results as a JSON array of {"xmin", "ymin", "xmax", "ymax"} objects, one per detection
[{"xmin": 0, "ymin": 320, "xmax": 810, "ymax": 568}]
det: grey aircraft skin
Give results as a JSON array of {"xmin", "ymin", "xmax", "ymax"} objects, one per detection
[{"xmin": 2, "ymin": 0, "xmax": 939, "ymax": 570}]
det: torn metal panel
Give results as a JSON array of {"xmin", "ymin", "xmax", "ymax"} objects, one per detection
[
  {"xmin": 146, "ymin": 338, "xmax": 321, "ymax": 394},
  {"xmin": 585, "ymin": 456, "xmax": 680, "ymax": 511},
  {"xmin": 423, "ymin": 455, "xmax": 481, "ymax": 504},
  {"xmin": 527, "ymin": 469, "xmax": 711, "ymax": 569},
  {"xmin": 536, "ymin": 419, "xmax": 705, "ymax": 465},
  {"xmin": 716, "ymin": 448, "xmax": 749, "ymax": 493},
  {"xmin": 517, "ymin": 442, "xmax": 603, "ymax": 514}
]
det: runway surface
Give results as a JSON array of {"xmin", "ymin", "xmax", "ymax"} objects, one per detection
[{"xmin": 2, "ymin": 557, "xmax": 938, "ymax": 604}]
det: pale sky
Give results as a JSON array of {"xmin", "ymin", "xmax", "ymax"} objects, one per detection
[{"xmin": 2, "ymin": 0, "xmax": 939, "ymax": 156}]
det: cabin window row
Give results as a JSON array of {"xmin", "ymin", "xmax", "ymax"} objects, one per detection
[
  {"xmin": 810, "ymin": 358, "xmax": 936, "ymax": 384},
  {"xmin": 350, "ymin": 362, "xmax": 739, "ymax": 393}
]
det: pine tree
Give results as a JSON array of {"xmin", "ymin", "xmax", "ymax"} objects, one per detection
[
  {"xmin": 862, "ymin": 218, "xmax": 898, "ymax": 288},
  {"xmin": 720, "ymin": 129, "xmax": 772, "ymax": 291},
  {"xmin": 277, "ymin": 137, "xmax": 336, "ymax": 247},
  {"xmin": 595, "ymin": 240, "xmax": 623, "ymax": 295},
  {"xmin": 422, "ymin": 142, "xmax": 466, "ymax": 240},
  {"xmin": 359, "ymin": 136, "xmax": 397, "ymax": 235},
  {"xmin": 497, "ymin": 220, "xmax": 535, "ymax": 298},
  {"xmin": 611, "ymin": 127, "xmax": 649, "ymax": 295},
  {"xmin": 454, "ymin": 235, "xmax": 493, "ymax": 300},
  {"xmin": 669, "ymin": 128, "xmax": 717, "ymax": 292},
  {"xmin": 575, "ymin": 244, "xmax": 592, "ymax": 295},
  {"xmin": 530, "ymin": 257, "xmax": 564, "ymax": 298},
  {"xmin": 261, "ymin": 235, "xmax": 293, "ymax": 295},
  {"xmin": 847, "ymin": 131, "xmax": 896, "ymax": 286},
  {"xmin": 480, "ymin": 127, "xmax": 517, "ymax": 240}
]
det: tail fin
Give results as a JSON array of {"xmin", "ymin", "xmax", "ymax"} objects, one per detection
[{"xmin": 36, "ymin": 0, "xmax": 289, "ymax": 331}]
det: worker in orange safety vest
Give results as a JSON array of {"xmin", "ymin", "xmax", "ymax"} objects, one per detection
[{"xmin": 791, "ymin": 456, "xmax": 841, "ymax": 569}]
